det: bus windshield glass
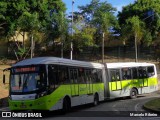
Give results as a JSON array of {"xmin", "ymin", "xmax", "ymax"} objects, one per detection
[{"xmin": 10, "ymin": 65, "xmax": 47, "ymax": 93}]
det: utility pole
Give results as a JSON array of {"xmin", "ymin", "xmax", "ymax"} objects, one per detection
[
  {"xmin": 70, "ymin": 0, "xmax": 74, "ymax": 60},
  {"xmin": 102, "ymin": 32, "xmax": 104, "ymax": 63},
  {"xmin": 31, "ymin": 34, "xmax": 33, "ymax": 59},
  {"xmin": 135, "ymin": 33, "xmax": 138, "ymax": 62},
  {"xmin": 61, "ymin": 12, "xmax": 64, "ymax": 58}
]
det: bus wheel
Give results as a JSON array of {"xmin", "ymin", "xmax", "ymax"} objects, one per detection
[
  {"xmin": 93, "ymin": 94, "xmax": 99, "ymax": 106},
  {"xmin": 130, "ymin": 88, "xmax": 137, "ymax": 99},
  {"xmin": 62, "ymin": 98, "xmax": 71, "ymax": 113}
]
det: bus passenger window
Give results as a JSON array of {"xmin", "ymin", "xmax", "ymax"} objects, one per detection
[
  {"xmin": 122, "ymin": 68, "xmax": 131, "ymax": 80},
  {"xmin": 92, "ymin": 69, "xmax": 97, "ymax": 83},
  {"xmin": 69, "ymin": 69, "xmax": 78, "ymax": 84},
  {"xmin": 132, "ymin": 68, "xmax": 138, "ymax": 79},
  {"xmin": 92, "ymin": 69, "xmax": 102, "ymax": 83},
  {"xmin": 70, "ymin": 70, "xmax": 74, "ymax": 83},
  {"xmin": 142, "ymin": 69, "xmax": 147, "ymax": 78},
  {"xmin": 96, "ymin": 69, "xmax": 102, "ymax": 82},
  {"xmin": 59, "ymin": 66, "xmax": 69, "ymax": 84},
  {"xmin": 48, "ymin": 65, "xmax": 58, "ymax": 91},
  {"xmin": 138, "ymin": 67, "xmax": 147, "ymax": 79},
  {"xmin": 110, "ymin": 70, "xmax": 120, "ymax": 81},
  {"xmin": 74, "ymin": 70, "xmax": 78, "ymax": 84},
  {"xmin": 78, "ymin": 68, "xmax": 85, "ymax": 84},
  {"xmin": 147, "ymin": 66, "xmax": 155, "ymax": 77},
  {"xmin": 85, "ymin": 69, "xmax": 92, "ymax": 84}
]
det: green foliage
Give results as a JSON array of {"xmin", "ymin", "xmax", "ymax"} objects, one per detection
[
  {"xmin": 73, "ymin": 27, "xmax": 96, "ymax": 49},
  {"xmin": 76, "ymin": 0, "xmax": 117, "ymax": 47},
  {"xmin": 118, "ymin": 0, "xmax": 160, "ymax": 46},
  {"xmin": 16, "ymin": 47, "xmax": 27, "ymax": 60},
  {"xmin": 0, "ymin": 0, "xmax": 66, "ymax": 59},
  {"xmin": 0, "ymin": 0, "xmax": 66, "ymax": 40},
  {"xmin": 126, "ymin": 16, "xmax": 145, "ymax": 42}
]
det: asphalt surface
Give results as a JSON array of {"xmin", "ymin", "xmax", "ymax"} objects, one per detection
[{"xmin": 1, "ymin": 91, "xmax": 160, "ymax": 120}]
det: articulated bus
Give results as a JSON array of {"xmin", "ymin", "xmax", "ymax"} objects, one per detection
[
  {"xmin": 105, "ymin": 63, "xmax": 158, "ymax": 99},
  {"xmin": 3, "ymin": 57, "xmax": 158, "ymax": 112}
]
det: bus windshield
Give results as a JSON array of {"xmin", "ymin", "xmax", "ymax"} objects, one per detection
[{"xmin": 10, "ymin": 66, "xmax": 47, "ymax": 93}]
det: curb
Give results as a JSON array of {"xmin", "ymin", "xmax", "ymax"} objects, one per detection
[
  {"xmin": 143, "ymin": 99, "xmax": 160, "ymax": 114},
  {"xmin": 0, "ymin": 97, "xmax": 9, "ymax": 108}
]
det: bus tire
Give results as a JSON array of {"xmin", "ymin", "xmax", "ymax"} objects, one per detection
[
  {"xmin": 130, "ymin": 88, "xmax": 137, "ymax": 99},
  {"xmin": 62, "ymin": 97, "xmax": 71, "ymax": 113},
  {"xmin": 93, "ymin": 93, "xmax": 99, "ymax": 106}
]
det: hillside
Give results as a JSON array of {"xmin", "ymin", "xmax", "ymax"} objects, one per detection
[{"xmin": 0, "ymin": 65, "xmax": 10, "ymax": 99}]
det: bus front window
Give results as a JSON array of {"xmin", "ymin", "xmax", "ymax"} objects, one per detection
[{"xmin": 10, "ymin": 66, "xmax": 47, "ymax": 94}]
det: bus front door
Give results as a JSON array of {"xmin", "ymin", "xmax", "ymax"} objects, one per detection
[{"xmin": 70, "ymin": 69, "xmax": 79, "ymax": 96}]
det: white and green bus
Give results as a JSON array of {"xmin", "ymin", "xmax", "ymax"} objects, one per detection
[
  {"xmin": 3, "ymin": 57, "xmax": 158, "ymax": 111},
  {"xmin": 3, "ymin": 57, "xmax": 105, "ymax": 111},
  {"xmin": 105, "ymin": 62, "xmax": 158, "ymax": 99}
]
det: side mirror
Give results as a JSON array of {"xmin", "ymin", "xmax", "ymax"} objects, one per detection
[
  {"xmin": 3, "ymin": 68, "xmax": 10, "ymax": 84},
  {"xmin": 3, "ymin": 74, "xmax": 5, "ymax": 84}
]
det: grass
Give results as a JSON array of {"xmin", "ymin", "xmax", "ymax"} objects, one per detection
[{"xmin": 144, "ymin": 98, "xmax": 160, "ymax": 112}]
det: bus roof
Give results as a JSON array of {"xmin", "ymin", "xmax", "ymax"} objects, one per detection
[
  {"xmin": 13, "ymin": 57, "xmax": 104, "ymax": 69},
  {"xmin": 106, "ymin": 62, "xmax": 155, "ymax": 69}
]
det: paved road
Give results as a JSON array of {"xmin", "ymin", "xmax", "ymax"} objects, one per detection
[
  {"xmin": 1, "ymin": 91, "xmax": 160, "ymax": 120},
  {"xmin": 43, "ymin": 91, "xmax": 159, "ymax": 120}
]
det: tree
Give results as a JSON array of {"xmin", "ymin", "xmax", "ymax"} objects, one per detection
[
  {"xmin": 78, "ymin": 0, "xmax": 117, "ymax": 62},
  {"xmin": 118, "ymin": 0, "xmax": 160, "ymax": 46},
  {"xmin": 0, "ymin": 0, "xmax": 66, "ymax": 60},
  {"xmin": 126, "ymin": 16, "xmax": 145, "ymax": 62}
]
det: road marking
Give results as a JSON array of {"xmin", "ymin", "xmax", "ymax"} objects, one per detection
[
  {"xmin": 134, "ymin": 103, "xmax": 145, "ymax": 120},
  {"xmin": 0, "ymin": 107, "xmax": 10, "ymax": 111}
]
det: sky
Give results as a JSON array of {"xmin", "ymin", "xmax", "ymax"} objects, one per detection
[{"xmin": 62, "ymin": 0, "xmax": 136, "ymax": 15}]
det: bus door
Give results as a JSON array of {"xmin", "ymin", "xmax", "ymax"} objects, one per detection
[
  {"xmin": 70, "ymin": 69, "xmax": 79, "ymax": 96},
  {"xmin": 85, "ymin": 69, "xmax": 93, "ymax": 94},
  {"xmin": 110, "ymin": 69, "xmax": 122, "ymax": 91},
  {"xmin": 138, "ymin": 67, "xmax": 148, "ymax": 87}
]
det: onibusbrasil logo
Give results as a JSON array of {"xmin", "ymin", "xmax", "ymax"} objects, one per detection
[{"xmin": 1, "ymin": 112, "xmax": 42, "ymax": 118}]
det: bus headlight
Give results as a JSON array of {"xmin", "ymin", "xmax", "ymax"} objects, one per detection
[{"xmin": 35, "ymin": 92, "xmax": 47, "ymax": 99}]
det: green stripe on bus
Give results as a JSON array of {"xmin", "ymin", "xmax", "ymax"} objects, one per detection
[
  {"xmin": 9, "ymin": 83, "xmax": 104, "ymax": 110},
  {"xmin": 109, "ymin": 77, "xmax": 158, "ymax": 91}
]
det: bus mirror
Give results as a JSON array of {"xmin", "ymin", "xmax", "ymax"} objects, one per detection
[
  {"xmin": 3, "ymin": 68, "xmax": 10, "ymax": 84},
  {"xmin": 3, "ymin": 74, "xmax": 5, "ymax": 84}
]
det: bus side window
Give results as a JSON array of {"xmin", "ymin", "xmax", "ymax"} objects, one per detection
[
  {"xmin": 74, "ymin": 69, "xmax": 78, "ymax": 84},
  {"xmin": 138, "ymin": 68, "xmax": 143, "ymax": 79},
  {"xmin": 91, "ymin": 69, "xmax": 102, "ymax": 83},
  {"xmin": 92, "ymin": 69, "xmax": 97, "ymax": 83},
  {"xmin": 110, "ymin": 71, "xmax": 115, "ymax": 82},
  {"xmin": 122, "ymin": 68, "xmax": 131, "ymax": 80},
  {"xmin": 96, "ymin": 69, "xmax": 102, "ymax": 83},
  {"xmin": 70, "ymin": 70, "xmax": 74, "ymax": 83},
  {"xmin": 110, "ymin": 70, "xmax": 120, "ymax": 82},
  {"xmin": 69, "ymin": 69, "xmax": 78, "ymax": 84},
  {"xmin": 132, "ymin": 68, "xmax": 138, "ymax": 79},
  {"xmin": 138, "ymin": 67, "xmax": 147, "ymax": 79},
  {"xmin": 78, "ymin": 68, "xmax": 85, "ymax": 84},
  {"xmin": 142, "ymin": 68, "xmax": 147, "ymax": 78},
  {"xmin": 85, "ymin": 69, "xmax": 92, "ymax": 84},
  {"xmin": 59, "ymin": 66, "xmax": 69, "ymax": 84},
  {"xmin": 147, "ymin": 66, "xmax": 155, "ymax": 77},
  {"xmin": 48, "ymin": 65, "xmax": 58, "ymax": 90}
]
